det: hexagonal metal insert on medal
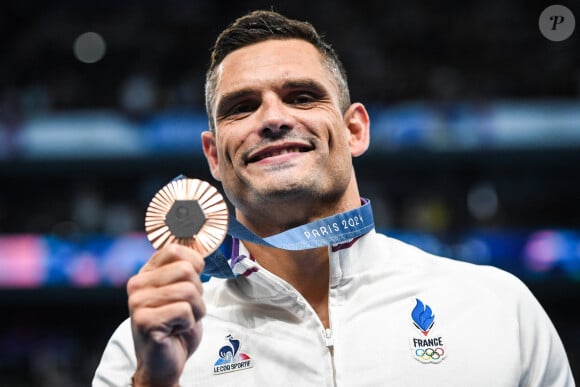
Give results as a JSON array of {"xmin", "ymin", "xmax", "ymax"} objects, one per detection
[{"xmin": 165, "ymin": 200, "xmax": 207, "ymax": 238}]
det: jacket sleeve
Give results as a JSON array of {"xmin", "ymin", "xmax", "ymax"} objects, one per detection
[
  {"xmin": 515, "ymin": 280, "xmax": 575, "ymax": 387},
  {"xmin": 92, "ymin": 318, "xmax": 137, "ymax": 387}
]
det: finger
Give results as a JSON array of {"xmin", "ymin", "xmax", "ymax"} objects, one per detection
[
  {"xmin": 142, "ymin": 243, "xmax": 205, "ymax": 274},
  {"xmin": 129, "ymin": 281, "xmax": 206, "ymax": 320},
  {"xmin": 131, "ymin": 300, "xmax": 206, "ymax": 338},
  {"xmin": 128, "ymin": 260, "xmax": 204, "ymax": 292}
]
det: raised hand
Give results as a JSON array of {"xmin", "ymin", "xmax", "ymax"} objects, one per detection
[{"xmin": 127, "ymin": 244, "xmax": 206, "ymax": 386}]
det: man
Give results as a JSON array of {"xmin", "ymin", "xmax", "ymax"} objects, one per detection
[{"xmin": 93, "ymin": 10, "xmax": 574, "ymax": 387}]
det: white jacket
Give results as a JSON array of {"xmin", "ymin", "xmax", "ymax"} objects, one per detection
[{"xmin": 93, "ymin": 230, "xmax": 575, "ymax": 386}]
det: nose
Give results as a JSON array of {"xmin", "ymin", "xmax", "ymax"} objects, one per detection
[{"xmin": 257, "ymin": 95, "xmax": 294, "ymax": 138}]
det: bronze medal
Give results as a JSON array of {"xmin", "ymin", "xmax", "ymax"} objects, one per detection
[{"xmin": 145, "ymin": 178, "xmax": 229, "ymax": 256}]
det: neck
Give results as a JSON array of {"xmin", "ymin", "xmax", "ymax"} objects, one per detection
[
  {"xmin": 236, "ymin": 176, "xmax": 363, "ymax": 238},
  {"xmin": 234, "ymin": 175, "xmax": 363, "ymax": 328},
  {"xmin": 245, "ymin": 242, "xmax": 331, "ymax": 327}
]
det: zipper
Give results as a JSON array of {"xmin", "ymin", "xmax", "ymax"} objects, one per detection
[
  {"xmin": 249, "ymin": 254, "xmax": 337, "ymax": 383},
  {"xmin": 324, "ymin": 328, "xmax": 334, "ymax": 347},
  {"xmin": 324, "ymin": 317, "xmax": 337, "ymax": 386}
]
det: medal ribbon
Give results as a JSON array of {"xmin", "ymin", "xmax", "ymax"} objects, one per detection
[
  {"xmin": 203, "ymin": 199, "xmax": 374, "ymax": 278},
  {"xmin": 167, "ymin": 175, "xmax": 375, "ymax": 279}
]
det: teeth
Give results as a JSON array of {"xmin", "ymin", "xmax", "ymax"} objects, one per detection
[{"xmin": 255, "ymin": 147, "xmax": 303, "ymax": 161}]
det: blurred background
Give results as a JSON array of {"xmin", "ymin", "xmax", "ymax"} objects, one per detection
[{"xmin": 1, "ymin": 0, "xmax": 579, "ymax": 384}]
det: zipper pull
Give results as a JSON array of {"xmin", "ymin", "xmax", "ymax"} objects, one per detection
[{"xmin": 324, "ymin": 328, "xmax": 334, "ymax": 347}]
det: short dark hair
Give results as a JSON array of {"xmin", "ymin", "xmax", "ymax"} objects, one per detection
[{"xmin": 204, "ymin": 10, "xmax": 351, "ymax": 132}]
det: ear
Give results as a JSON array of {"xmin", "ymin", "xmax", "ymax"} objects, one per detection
[
  {"xmin": 343, "ymin": 102, "xmax": 370, "ymax": 157},
  {"xmin": 201, "ymin": 131, "xmax": 222, "ymax": 181}
]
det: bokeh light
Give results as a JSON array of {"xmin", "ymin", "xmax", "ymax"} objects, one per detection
[{"xmin": 73, "ymin": 32, "xmax": 107, "ymax": 64}]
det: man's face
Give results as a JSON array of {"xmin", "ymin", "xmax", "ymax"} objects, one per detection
[{"xmin": 203, "ymin": 39, "xmax": 361, "ymax": 215}]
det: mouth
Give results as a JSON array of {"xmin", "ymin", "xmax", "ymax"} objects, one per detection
[{"xmin": 246, "ymin": 143, "xmax": 313, "ymax": 164}]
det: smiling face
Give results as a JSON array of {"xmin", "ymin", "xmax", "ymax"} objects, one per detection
[{"xmin": 202, "ymin": 39, "xmax": 369, "ymax": 230}]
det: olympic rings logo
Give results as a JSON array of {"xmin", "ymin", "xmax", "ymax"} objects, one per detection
[{"xmin": 415, "ymin": 347, "xmax": 445, "ymax": 361}]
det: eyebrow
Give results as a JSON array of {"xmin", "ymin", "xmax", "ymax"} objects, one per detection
[
  {"xmin": 281, "ymin": 79, "xmax": 327, "ymax": 93},
  {"xmin": 215, "ymin": 88, "xmax": 255, "ymax": 117},
  {"xmin": 215, "ymin": 78, "xmax": 328, "ymax": 116}
]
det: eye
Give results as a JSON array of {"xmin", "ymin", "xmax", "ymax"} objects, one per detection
[
  {"xmin": 220, "ymin": 100, "xmax": 258, "ymax": 118},
  {"xmin": 288, "ymin": 92, "xmax": 318, "ymax": 105},
  {"xmin": 229, "ymin": 103, "xmax": 255, "ymax": 115}
]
